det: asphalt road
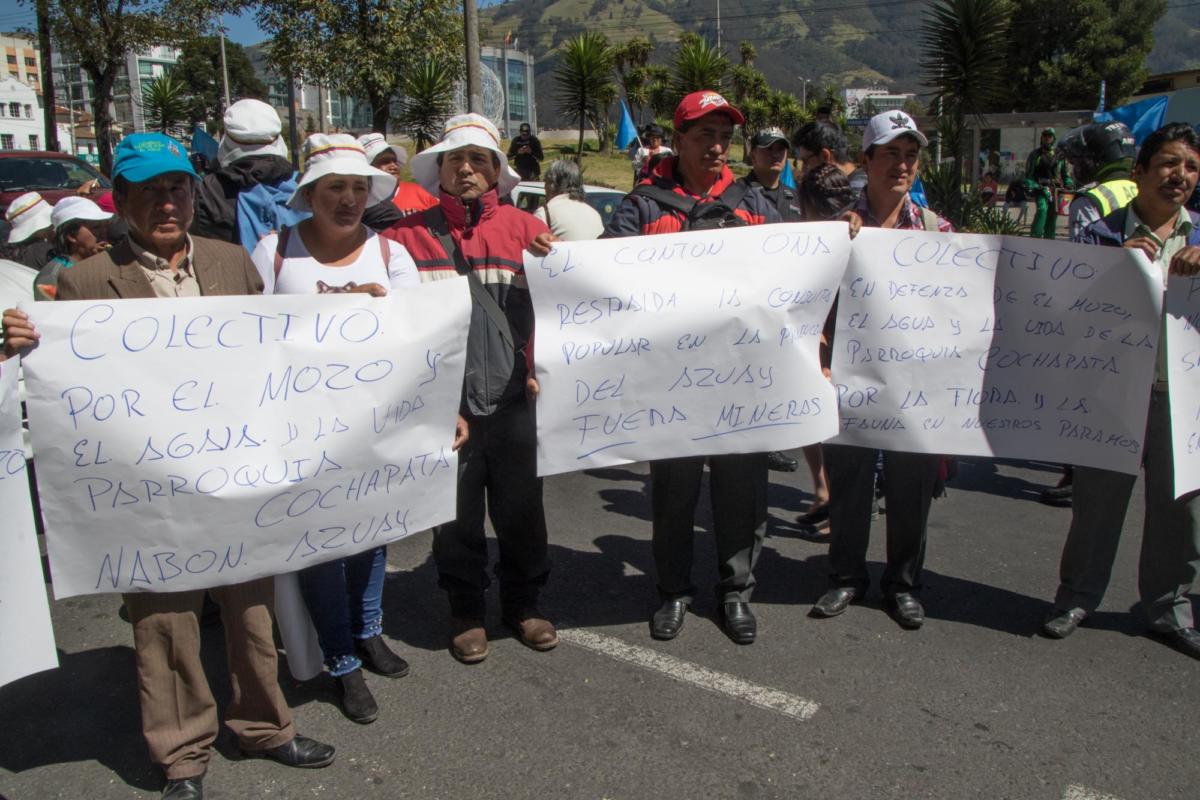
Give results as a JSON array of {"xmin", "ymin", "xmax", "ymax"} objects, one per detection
[{"xmin": 1, "ymin": 454, "xmax": 1196, "ymax": 800}]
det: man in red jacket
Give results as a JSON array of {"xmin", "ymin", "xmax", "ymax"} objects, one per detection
[
  {"xmin": 604, "ymin": 91, "xmax": 781, "ymax": 645},
  {"xmin": 383, "ymin": 114, "xmax": 556, "ymax": 664}
]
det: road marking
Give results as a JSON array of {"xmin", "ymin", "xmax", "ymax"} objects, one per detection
[
  {"xmin": 1063, "ymin": 785, "xmax": 1123, "ymax": 800},
  {"xmin": 557, "ymin": 626, "xmax": 819, "ymax": 721}
]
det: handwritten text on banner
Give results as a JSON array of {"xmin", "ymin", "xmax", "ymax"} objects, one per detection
[
  {"xmin": 0, "ymin": 358, "xmax": 58, "ymax": 686},
  {"xmin": 525, "ymin": 223, "xmax": 850, "ymax": 476},
  {"xmin": 22, "ymin": 284, "xmax": 470, "ymax": 598},
  {"xmin": 830, "ymin": 228, "xmax": 1161, "ymax": 474}
]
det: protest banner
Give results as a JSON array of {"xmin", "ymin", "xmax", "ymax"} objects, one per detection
[
  {"xmin": 1166, "ymin": 275, "xmax": 1200, "ymax": 497},
  {"xmin": 21, "ymin": 282, "xmax": 470, "ymax": 598},
  {"xmin": 830, "ymin": 228, "xmax": 1161, "ymax": 474},
  {"xmin": 0, "ymin": 359, "xmax": 58, "ymax": 686},
  {"xmin": 525, "ymin": 222, "xmax": 850, "ymax": 476}
]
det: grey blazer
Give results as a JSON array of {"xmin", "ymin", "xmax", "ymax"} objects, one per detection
[{"xmin": 56, "ymin": 236, "xmax": 264, "ymax": 300}]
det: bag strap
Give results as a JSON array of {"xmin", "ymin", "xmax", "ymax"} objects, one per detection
[
  {"xmin": 918, "ymin": 206, "xmax": 941, "ymax": 232},
  {"xmin": 632, "ymin": 183, "xmax": 698, "ymax": 219},
  {"xmin": 719, "ymin": 180, "xmax": 750, "ymax": 215},
  {"xmin": 273, "ymin": 226, "xmax": 291, "ymax": 281},
  {"xmin": 423, "ymin": 206, "xmax": 520, "ymax": 353}
]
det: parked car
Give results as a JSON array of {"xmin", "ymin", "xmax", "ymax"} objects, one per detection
[
  {"xmin": 509, "ymin": 181, "xmax": 626, "ymax": 227},
  {"xmin": 0, "ymin": 150, "xmax": 111, "ymax": 241}
]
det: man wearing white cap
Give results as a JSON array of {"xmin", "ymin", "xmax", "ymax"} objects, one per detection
[
  {"xmin": 382, "ymin": 113, "xmax": 557, "ymax": 664},
  {"xmin": 357, "ymin": 132, "xmax": 437, "ymax": 230},
  {"xmin": 811, "ymin": 110, "xmax": 953, "ymax": 631},
  {"xmin": 3, "ymin": 191, "xmax": 55, "ymax": 270},
  {"xmin": 193, "ymin": 98, "xmax": 302, "ymax": 250},
  {"xmin": 32, "ymin": 196, "xmax": 113, "ymax": 300}
]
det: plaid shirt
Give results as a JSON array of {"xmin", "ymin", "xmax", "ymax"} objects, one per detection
[{"xmin": 854, "ymin": 191, "xmax": 955, "ymax": 232}]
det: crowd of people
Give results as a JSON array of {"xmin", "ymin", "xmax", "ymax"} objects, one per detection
[{"xmin": 2, "ymin": 90, "xmax": 1200, "ymax": 800}]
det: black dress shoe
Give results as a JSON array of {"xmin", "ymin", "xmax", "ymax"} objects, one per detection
[
  {"xmin": 1148, "ymin": 627, "xmax": 1200, "ymax": 660},
  {"xmin": 241, "ymin": 735, "xmax": 336, "ymax": 768},
  {"xmin": 1042, "ymin": 607, "xmax": 1087, "ymax": 639},
  {"xmin": 162, "ymin": 777, "xmax": 203, "ymax": 800},
  {"xmin": 336, "ymin": 669, "xmax": 378, "ymax": 724},
  {"xmin": 884, "ymin": 592, "xmax": 925, "ymax": 629},
  {"xmin": 767, "ymin": 451, "xmax": 800, "ymax": 472},
  {"xmin": 721, "ymin": 601, "xmax": 757, "ymax": 644},
  {"xmin": 357, "ymin": 635, "xmax": 410, "ymax": 678},
  {"xmin": 811, "ymin": 586, "xmax": 863, "ymax": 618},
  {"xmin": 650, "ymin": 599, "xmax": 688, "ymax": 640}
]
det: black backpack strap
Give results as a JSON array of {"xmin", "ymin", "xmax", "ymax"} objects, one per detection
[
  {"xmin": 423, "ymin": 206, "xmax": 519, "ymax": 353},
  {"xmin": 719, "ymin": 180, "xmax": 750, "ymax": 215},
  {"xmin": 631, "ymin": 183, "xmax": 699, "ymax": 219}
]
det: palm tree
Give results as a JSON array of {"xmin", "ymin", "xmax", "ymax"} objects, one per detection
[
  {"xmin": 739, "ymin": 41, "xmax": 757, "ymax": 67},
  {"xmin": 394, "ymin": 57, "xmax": 457, "ymax": 151},
  {"xmin": 555, "ymin": 32, "xmax": 616, "ymax": 164},
  {"xmin": 673, "ymin": 35, "xmax": 728, "ymax": 102},
  {"xmin": 920, "ymin": 0, "xmax": 1010, "ymax": 189},
  {"xmin": 140, "ymin": 73, "xmax": 189, "ymax": 136}
]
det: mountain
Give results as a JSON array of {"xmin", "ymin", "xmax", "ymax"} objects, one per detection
[{"xmin": 482, "ymin": 0, "xmax": 1200, "ymax": 127}]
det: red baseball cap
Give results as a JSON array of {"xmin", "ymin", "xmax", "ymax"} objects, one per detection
[{"xmin": 674, "ymin": 90, "xmax": 745, "ymax": 129}]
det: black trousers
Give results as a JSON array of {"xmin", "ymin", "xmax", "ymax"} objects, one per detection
[
  {"xmin": 433, "ymin": 401, "xmax": 549, "ymax": 618},
  {"xmin": 650, "ymin": 452, "xmax": 769, "ymax": 604},
  {"xmin": 824, "ymin": 444, "xmax": 940, "ymax": 596}
]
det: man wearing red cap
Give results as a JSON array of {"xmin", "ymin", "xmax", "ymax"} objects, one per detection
[{"xmin": 603, "ymin": 90, "xmax": 780, "ymax": 645}]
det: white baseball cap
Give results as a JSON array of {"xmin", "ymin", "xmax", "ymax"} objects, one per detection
[
  {"xmin": 357, "ymin": 133, "xmax": 407, "ymax": 168},
  {"xmin": 862, "ymin": 110, "xmax": 928, "ymax": 150},
  {"xmin": 218, "ymin": 99, "xmax": 289, "ymax": 167},
  {"xmin": 289, "ymin": 133, "xmax": 397, "ymax": 212},
  {"xmin": 409, "ymin": 113, "xmax": 522, "ymax": 196},
  {"xmin": 5, "ymin": 191, "xmax": 53, "ymax": 243},
  {"xmin": 51, "ymin": 196, "xmax": 112, "ymax": 230}
]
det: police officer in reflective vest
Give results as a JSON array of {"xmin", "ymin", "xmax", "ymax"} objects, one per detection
[{"xmin": 1058, "ymin": 121, "xmax": 1138, "ymax": 240}]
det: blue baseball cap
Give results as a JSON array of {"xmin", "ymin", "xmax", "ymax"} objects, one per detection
[{"xmin": 112, "ymin": 133, "xmax": 199, "ymax": 184}]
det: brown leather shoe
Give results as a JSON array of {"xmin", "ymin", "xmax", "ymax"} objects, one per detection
[
  {"xmin": 450, "ymin": 618, "xmax": 489, "ymax": 664},
  {"xmin": 503, "ymin": 612, "xmax": 559, "ymax": 651}
]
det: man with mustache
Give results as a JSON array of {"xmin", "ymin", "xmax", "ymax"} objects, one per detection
[{"xmin": 1041, "ymin": 122, "xmax": 1200, "ymax": 659}]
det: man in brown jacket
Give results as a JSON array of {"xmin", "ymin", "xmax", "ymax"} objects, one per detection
[{"xmin": 2, "ymin": 133, "xmax": 334, "ymax": 800}]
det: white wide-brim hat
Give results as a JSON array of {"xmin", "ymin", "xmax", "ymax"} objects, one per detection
[
  {"xmin": 288, "ymin": 133, "xmax": 398, "ymax": 212},
  {"xmin": 409, "ymin": 113, "xmax": 522, "ymax": 197},
  {"xmin": 358, "ymin": 133, "xmax": 408, "ymax": 168},
  {"xmin": 6, "ymin": 191, "xmax": 53, "ymax": 243},
  {"xmin": 51, "ymin": 196, "xmax": 113, "ymax": 230},
  {"xmin": 218, "ymin": 98, "xmax": 290, "ymax": 167}
]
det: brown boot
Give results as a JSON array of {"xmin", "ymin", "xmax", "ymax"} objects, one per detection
[
  {"xmin": 450, "ymin": 618, "xmax": 489, "ymax": 664},
  {"xmin": 503, "ymin": 611, "xmax": 559, "ymax": 651}
]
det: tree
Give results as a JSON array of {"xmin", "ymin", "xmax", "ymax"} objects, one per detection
[
  {"xmin": 555, "ymin": 32, "xmax": 615, "ymax": 164},
  {"xmin": 394, "ymin": 57, "xmax": 456, "ymax": 151},
  {"xmin": 613, "ymin": 36, "xmax": 652, "ymax": 123},
  {"xmin": 920, "ymin": 0, "xmax": 1011, "ymax": 193},
  {"xmin": 673, "ymin": 35, "xmax": 728, "ymax": 99},
  {"xmin": 139, "ymin": 72, "xmax": 189, "ymax": 135},
  {"xmin": 35, "ymin": 0, "xmax": 184, "ymax": 175},
  {"xmin": 738, "ymin": 41, "xmax": 757, "ymax": 67},
  {"xmin": 257, "ymin": 0, "xmax": 463, "ymax": 134},
  {"xmin": 173, "ymin": 36, "xmax": 267, "ymax": 131},
  {"xmin": 1005, "ymin": 0, "xmax": 1165, "ymax": 111}
]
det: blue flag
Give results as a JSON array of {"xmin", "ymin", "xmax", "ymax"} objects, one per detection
[
  {"xmin": 615, "ymin": 100, "xmax": 639, "ymax": 151},
  {"xmin": 1094, "ymin": 95, "xmax": 1169, "ymax": 146},
  {"xmin": 780, "ymin": 159, "xmax": 797, "ymax": 190},
  {"xmin": 191, "ymin": 125, "xmax": 219, "ymax": 162}
]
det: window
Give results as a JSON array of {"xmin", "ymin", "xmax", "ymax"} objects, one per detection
[
  {"xmin": 8, "ymin": 102, "xmax": 18, "ymax": 117},
  {"xmin": 0, "ymin": 105, "xmax": 5, "ymax": 117},
  {"xmin": 24, "ymin": 104, "xmax": 32, "ymax": 118},
  {"xmin": 0, "ymin": 135, "xmax": 14, "ymax": 150},
  {"xmin": 5, "ymin": 55, "xmax": 16, "ymax": 65},
  {"xmin": 29, "ymin": 135, "xmax": 38, "ymax": 150},
  {"xmin": 24, "ymin": 57, "xmax": 36, "ymax": 67}
]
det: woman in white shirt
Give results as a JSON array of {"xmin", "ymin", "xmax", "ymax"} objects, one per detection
[{"xmin": 251, "ymin": 134, "xmax": 454, "ymax": 726}]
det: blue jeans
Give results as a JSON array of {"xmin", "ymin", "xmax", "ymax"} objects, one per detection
[{"xmin": 298, "ymin": 547, "xmax": 386, "ymax": 676}]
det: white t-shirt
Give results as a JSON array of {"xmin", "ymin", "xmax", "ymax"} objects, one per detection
[
  {"xmin": 533, "ymin": 194, "xmax": 604, "ymax": 241},
  {"xmin": 250, "ymin": 225, "xmax": 420, "ymax": 295}
]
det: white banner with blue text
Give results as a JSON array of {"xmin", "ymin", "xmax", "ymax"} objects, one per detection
[
  {"xmin": 1165, "ymin": 275, "xmax": 1200, "ymax": 497},
  {"xmin": 0, "ymin": 358, "xmax": 58, "ymax": 686},
  {"xmin": 525, "ymin": 222, "xmax": 850, "ymax": 476},
  {"xmin": 21, "ymin": 282, "xmax": 470, "ymax": 598},
  {"xmin": 830, "ymin": 228, "xmax": 1161, "ymax": 474}
]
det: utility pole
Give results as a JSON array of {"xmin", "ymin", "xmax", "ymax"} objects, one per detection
[
  {"xmin": 286, "ymin": 70, "xmax": 300, "ymax": 172},
  {"xmin": 36, "ymin": 0, "xmax": 59, "ymax": 151},
  {"xmin": 717, "ymin": 0, "xmax": 722, "ymax": 50},
  {"xmin": 217, "ymin": 14, "xmax": 231, "ymax": 110},
  {"xmin": 501, "ymin": 38, "xmax": 510, "ymax": 138},
  {"xmin": 463, "ymin": 0, "xmax": 482, "ymax": 114}
]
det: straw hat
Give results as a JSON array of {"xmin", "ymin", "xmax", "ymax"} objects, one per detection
[
  {"xmin": 288, "ymin": 133, "xmax": 398, "ymax": 211},
  {"xmin": 409, "ymin": 113, "xmax": 521, "ymax": 196}
]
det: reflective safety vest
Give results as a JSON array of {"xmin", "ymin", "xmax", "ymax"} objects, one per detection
[{"xmin": 1082, "ymin": 179, "xmax": 1138, "ymax": 217}]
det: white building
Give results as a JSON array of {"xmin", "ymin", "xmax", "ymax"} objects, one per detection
[
  {"xmin": 0, "ymin": 77, "xmax": 42, "ymax": 151},
  {"xmin": 844, "ymin": 87, "xmax": 918, "ymax": 119},
  {"xmin": 52, "ymin": 44, "xmax": 181, "ymax": 139}
]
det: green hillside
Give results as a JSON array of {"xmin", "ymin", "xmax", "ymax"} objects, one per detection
[{"xmin": 482, "ymin": 0, "xmax": 1199, "ymax": 127}]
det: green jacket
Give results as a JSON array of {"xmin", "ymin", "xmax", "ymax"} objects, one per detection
[{"xmin": 1025, "ymin": 145, "xmax": 1072, "ymax": 192}]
